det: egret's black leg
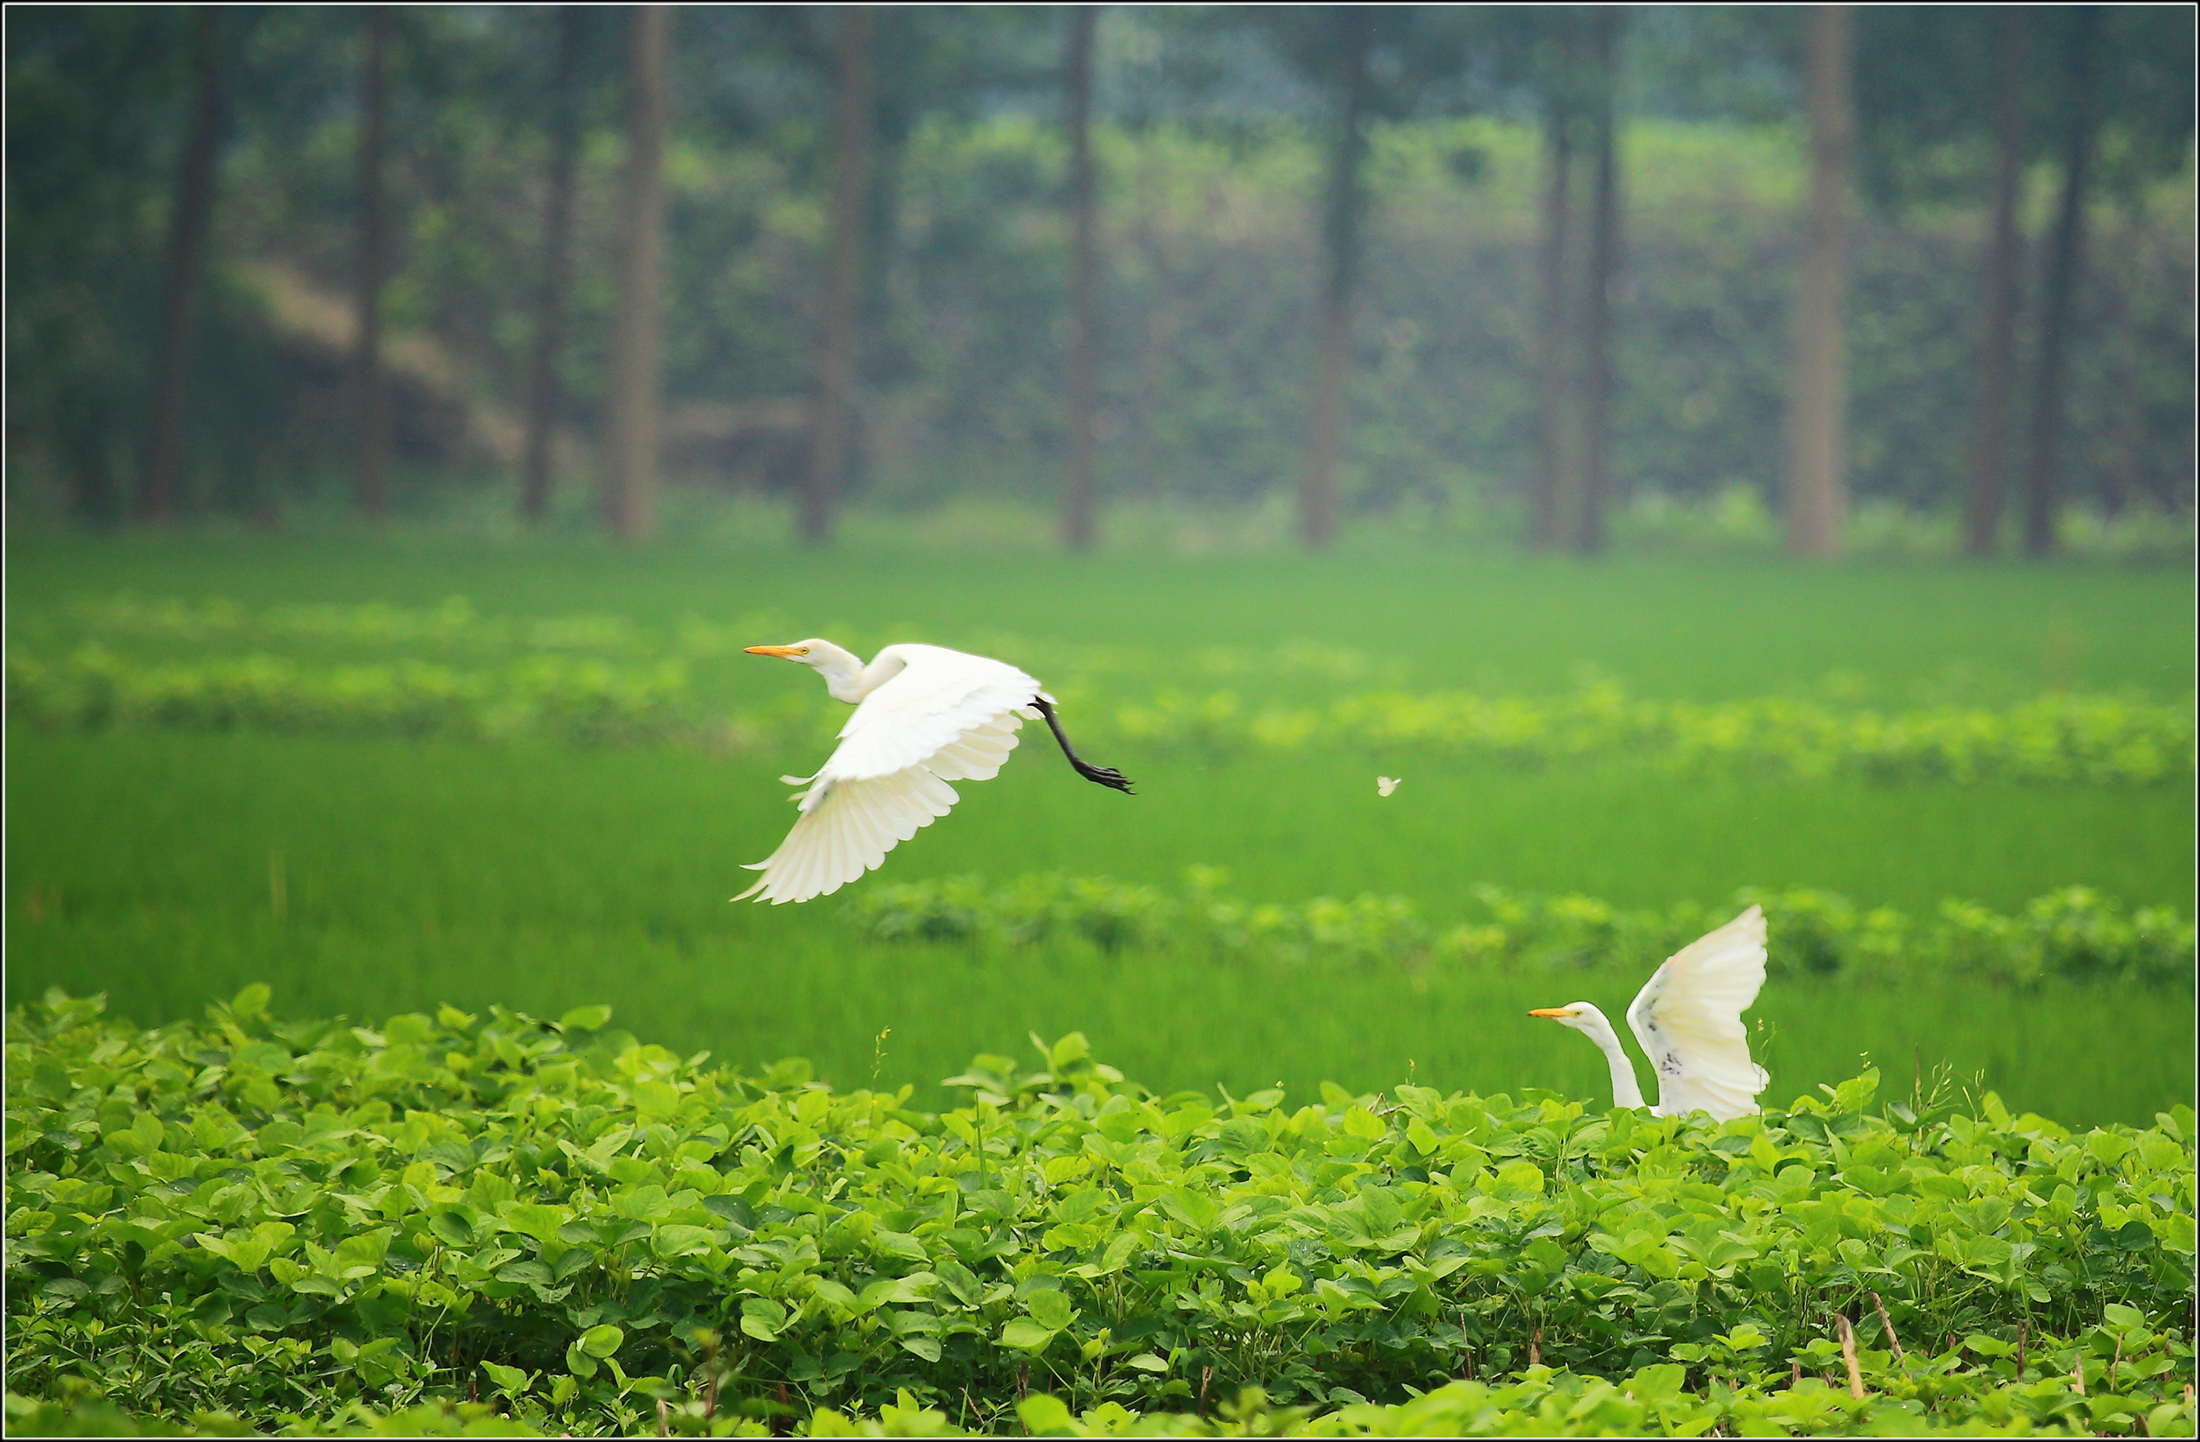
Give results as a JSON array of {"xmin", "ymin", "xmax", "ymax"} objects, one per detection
[{"xmin": 1033, "ymin": 698, "xmax": 1134, "ymax": 794}]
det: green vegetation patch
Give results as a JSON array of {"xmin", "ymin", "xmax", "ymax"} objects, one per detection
[
  {"xmin": 10, "ymin": 591, "xmax": 2195, "ymax": 786},
  {"xmin": 853, "ymin": 872, "xmax": 2196, "ymax": 991},
  {"xmin": 9, "ymin": 640, "xmax": 2191, "ymax": 786},
  {"xmin": 9, "ymin": 988, "xmax": 2194, "ymax": 1436}
]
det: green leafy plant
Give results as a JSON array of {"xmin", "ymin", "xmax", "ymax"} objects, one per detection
[
  {"xmin": 849, "ymin": 872, "xmax": 2195, "ymax": 991},
  {"xmin": 8, "ymin": 989, "xmax": 2193, "ymax": 1435}
]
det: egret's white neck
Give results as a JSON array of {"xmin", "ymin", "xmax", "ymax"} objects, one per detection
[
  {"xmin": 806, "ymin": 641, "xmax": 905, "ymax": 704},
  {"xmin": 1569, "ymin": 1004, "xmax": 1647, "ymax": 1111}
]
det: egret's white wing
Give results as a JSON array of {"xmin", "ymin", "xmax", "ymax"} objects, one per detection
[
  {"xmin": 735, "ymin": 646, "xmax": 1042, "ymax": 904},
  {"xmin": 1624, "ymin": 906, "xmax": 1770, "ymax": 1121}
]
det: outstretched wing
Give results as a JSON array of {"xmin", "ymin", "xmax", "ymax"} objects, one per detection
[
  {"xmin": 735, "ymin": 646, "xmax": 1042, "ymax": 904},
  {"xmin": 1624, "ymin": 905, "xmax": 1770, "ymax": 1121}
]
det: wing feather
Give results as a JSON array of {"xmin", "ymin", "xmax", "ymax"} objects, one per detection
[
  {"xmin": 739, "ymin": 649, "xmax": 1037, "ymax": 904},
  {"xmin": 1624, "ymin": 906, "xmax": 1771, "ymax": 1121},
  {"xmin": 927, "ymin": 717, "xmax": 1024, "ymax": 782},
  {"xmin": 735, "ymin": 767, "xmax": 963, "ymax": 905}
]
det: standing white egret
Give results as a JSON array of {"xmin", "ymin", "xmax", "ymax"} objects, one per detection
[
  {"xmin": 1528, "ymin": 905, "xmax": 1771, "ymax": 1120},
  {"xmin": 735, "ymin": 639, "xmax": 1132, "ymax": 904}
]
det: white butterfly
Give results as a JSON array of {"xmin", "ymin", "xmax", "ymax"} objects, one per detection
[{"xmin": 1376, "ymin": 776, "xmax": 1402, "ymax": 797}]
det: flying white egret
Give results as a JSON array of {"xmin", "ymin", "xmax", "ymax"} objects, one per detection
[
  {"xmin": 735, "ymin": 639, "xmax": 1132, "ymax": 904},
  {"xmin": 1528, "ymin": 905, "xmax": 1770, "ymax": 1120}
]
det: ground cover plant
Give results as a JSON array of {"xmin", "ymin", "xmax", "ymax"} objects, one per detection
[{"xmin": 7, "ymin": 989, "xmax": 2196, "ymax": 1436}]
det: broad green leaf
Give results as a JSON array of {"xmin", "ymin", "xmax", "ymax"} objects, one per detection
[
  {"xmin": 998, "ymin": 1319, "xmax": 1058, "ymax": 1352},
  {"xmin": 1496, "ymin": 1162, "xmax": 1547, "ymax": 1195},
  {"xmin": 1027, "ymin": 1288, "xmax": 1075, "ymax": 1331},
  {"xmin": 496, "ymin": 1260, "xmax": 553, "ymax": 1287},
  {"xmin": 740, "ymin": 1297, "xmax": 787, "ymax": 1341},
  {"xmin": 1161, "ymin": 1186, "xmax": 1219, "ymax": 1233},
  {"xmin": 480, "ymin": 1361, "xmax": 529, "ymax": 1395},
  {"xmin": 634, "ymin": 1080, "xmax": 680, "ymax": 1122},
  {"xmin": 651, "ymin": 1224, "xmax": 716, "ymax": 1259},
  {"xmin": 1018, "ymin": 1395, "xmax": 1074, "ymax": 1435},
  {"xmin": 934, "ymin": 1258, "xmax": 983, "ymax": 1307},
  {"xmin": 501, "ymin": 1204, "xmax": 570, "ymax": 1245}
]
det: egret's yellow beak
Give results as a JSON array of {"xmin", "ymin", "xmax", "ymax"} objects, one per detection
[
  {"xmin": 1527, "ymin": 1007, "xmax": 1580, "ymax": 1019},
  {"xmin": 745, "ymin": 645, "xmax": 809, "ymax": 658}
]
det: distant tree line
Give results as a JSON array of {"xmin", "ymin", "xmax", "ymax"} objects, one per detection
[{"xmin": 4, "ymin": 5, "xmax": 2193, "ymax": 555}]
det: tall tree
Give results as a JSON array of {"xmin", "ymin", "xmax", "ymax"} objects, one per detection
[
  {"xmin": 1963, "ymin": 9, "xmax": 2027, "ymax": 558},
  {"xmin": 2021, "ymin": 7, "xmax": 2102, "ymax": 558},
  {"xmin": 135, "ymin": 5, "xmax": 224, "ymax": 523},
  {"xmin": 1061, "ymin": 5, "xmax": 1101, "ymax": 553},
  {"xmin": 1785, "ymin": 4, "xmax": 1853, "ymax": 557},
  {"xmin": 1297, "ymin": 8, "xmax": 1373, "ymax": 551},
  {"xmin": 602, "ymin": 4, "xmax": 669, "ymax": 541},
  {"xmin": 352, "ymin": 6, "xmax": 391, "ymax": 519},
  {"xmin": 1575, "ymin": 6, "xmax": 1622, "ymax": 555},
  {"xmin": 803, "ymin": 6, "xmax": 874, "ymax": 545},
  {"xmin": 518, "ymin": 7, "xmax": 585, "ymax": 524},
  {"xmin": 1527, "ymin": 15, "xmax": 1577, "ymax": 552}
]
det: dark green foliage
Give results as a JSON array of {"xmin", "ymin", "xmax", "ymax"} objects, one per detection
[
  {"xmin": 1853, "ymin": 6, "xmax": 2198, "ymax": 210},
  {"xmin": 7, "ymin": 991, "xmax": 2195, "ymax": 1435},
  {"xmin": 6, "ymin": 3, "xmax": 2192, "ymax": 525}
]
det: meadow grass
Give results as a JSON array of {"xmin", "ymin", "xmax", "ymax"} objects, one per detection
[
  {"xmin": 6, "ymin": 729, "xmax": 2190, "ymax": 1126},
  {"xmin": 5, "ymin": 535, "xmax": 2191, "ymax": 1128},
  {"xmin": 7, "ymin": 532, "xmax": 2192, "ymax": 705}
]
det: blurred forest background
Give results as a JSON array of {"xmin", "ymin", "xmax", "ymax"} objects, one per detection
[{"xmin": 6, "ymin": 4, "xmax": 2195, "ymax": 556}]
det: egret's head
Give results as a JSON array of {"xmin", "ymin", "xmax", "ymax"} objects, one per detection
[
  {"xmin": 745, "ymin": 640, "xmax": 826, "ymax": 665},
  {"xmin": 1529, "ymin": 1004, "xmax": 1604, "ymax": 1036}
]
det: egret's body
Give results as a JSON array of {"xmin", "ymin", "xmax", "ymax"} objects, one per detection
[
  {"xmin": 1530, "ymin": 905, "xmax": 1771, "ymax": 1120},
  {"xmin": 736, "ymin": 640, "xmax": 1130, "ymax": 904}
]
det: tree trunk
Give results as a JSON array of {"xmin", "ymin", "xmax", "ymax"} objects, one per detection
[
  {"xmin": 1298, "ymin": 10, "xmax": 1372, "ymax": 551},
  {"xmin": 1126, "ymin": 141, "xmax": 1172, "ymax": 504},
  {"xmin": 603, "ymin": 4, "xmax": 669, "ymax": 541},
  {"xmin": 1576, "ymin": 7, "xmax": 1621, "ymax": 555},
  {"xmin": 1786, "ymin": 5, "xmax": 1853, "ymax": 558},
  {"xmin": 2022, "ymin": 7, "xmax": 2101, "ymax": 559},
  {"xmin": 519, "ymin": 6, "xmax": 585, "ymax": 524},
  {"xmin": 1528, "ymin": 71, "xmax": 1574, "ymax": 551},
  {"xmin": 352, "ymin": 6, "xmax": 391, "ymax": 520},
  {"xmin": 1964, "ymin": 7, "xmax": 2027, "ymax": 558},
  {"xmin": 803, "ymin": 6, "xmax": 874, "ymax": 545},
  {"xmin": 1062, "ymin": 5, "xmax": 1101, "ymax": 553},
  {"xmin": 137, "ymin": 6, "xmax": 224, "ymax": 523}
]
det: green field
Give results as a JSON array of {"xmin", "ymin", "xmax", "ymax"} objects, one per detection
[{"xmin": 5, "ymin": 534, "xmax": 2193, "ymax": 1127}]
